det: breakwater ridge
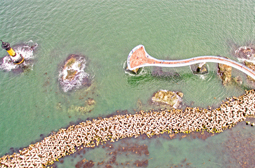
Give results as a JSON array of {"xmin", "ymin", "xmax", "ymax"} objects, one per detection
[{"xmin": 1, "ymin": 90, "xmax": 255, "ymax": 167}]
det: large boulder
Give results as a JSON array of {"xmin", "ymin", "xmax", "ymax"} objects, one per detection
[
  {"xmin": 244, "ymin": 61, "xmax": 255, "ymax": 82},
  {"xmin": 235, "ymin": 46, "xmax": 255, "ymax": 60},
  {"xmin": 234, "ymin": 45, "xmax": 255, "ymax": 83},
  {"xmin": 218, "ymin": 62, "xmax": 232, "ymax": 85},
  {"xmin": 151, "ymin": 90, "xmax": 183, "ymax": 108}
]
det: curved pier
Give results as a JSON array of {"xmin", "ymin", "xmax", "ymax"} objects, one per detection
[{"xmin": 127, "ymin": 45, "xmax": 255, "ymax": 80}]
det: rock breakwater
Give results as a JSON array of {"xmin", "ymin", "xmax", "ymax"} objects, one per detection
[{"xmin": 1, "ymin": 90, "xmax": 255, "ymax": 167}]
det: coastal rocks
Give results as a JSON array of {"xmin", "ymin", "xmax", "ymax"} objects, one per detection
[
  {"xmin": 68, "ymin": 98, "xmax": 96, "ymax": 113},
  {"xmin": 125, "ymin": 62, "xmax": 142, "ymax": 75},
  {"xmin": 235, "ymin": 46, "xmax": 255, "ymax": 61},
  {"xmin": 58, "ymin": 54, "xmax": 90, "ymax": 92},
  {"xmin": 190, "ymin": 62, "xmax": 208, "ymax": 75},
  {"xmin": 131, "ymin": 68, "xmax": 140, "ymax": 74},
  {"xmin": 218, "ymin": 62, "xmax": 232, "ymax": 85},
  {"xmin": 151, "ymin": 90, "xmax": 183, "ymax": 108},
  {"xmin": 234, "ymin": 45, "xmax": 255, "ymax": 83},
  {"xmin": 244, "ymin": 61, "xmax": 255, "ymax": 82}
]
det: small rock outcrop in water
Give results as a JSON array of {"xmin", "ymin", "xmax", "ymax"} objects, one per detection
[
  {"xmin": 235, "ymin": 46, "xmax": 255, "ymax": 61},
  {"xmin": 0, "ymin": 40, "xmax": 38, "ymax": 72},
  {"xmin": 244, "ymin": 61, "xmax": 255, "ymax": 82},
  {"xmin": 218, "ymin": 61, "xmax": 232, "ymax": 85},
  {"xmin": 58, "ymin": 54, "xmax": 90, "ymax": 92},
  {"xmin": 234, "ymin": 45, "xmax": 255, "ymax": 83},
  {"xmin": 190, "ymin": 62, "xmax": 208, "ymax": 75},
  {"xmin": 151, "ymin": 90, "xmax": 183, "ymax": 108}
]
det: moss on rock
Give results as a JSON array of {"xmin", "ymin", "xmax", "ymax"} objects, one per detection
[
  {"xmin": 151, "ymin": 90, "xmax": 183, "ymax": 108},
  {"xmin": 218, "ymin": 62, "xmax": 232, "ymax": 85}
]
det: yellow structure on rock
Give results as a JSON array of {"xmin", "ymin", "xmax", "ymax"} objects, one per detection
[{"xmin": 1, "ymin": 40, "xmax": 24, "ymax": 64}]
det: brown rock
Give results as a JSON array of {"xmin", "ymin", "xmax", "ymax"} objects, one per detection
[
  {"xmin": 235, "ymin": 46, "xmax": 255, "ymax": 60},
  {"xmin": 83, "ymin": 160, "xmax": 94, "ymax": 168},
  {"xmin": 244, "ymin": 61, "xmax": 255, "ymax": 82},
  {"xmin": 133, "ymin": 160, "xmax": 148, "ymax": 167},
  {"xmin": 218, "ymin": 62, "xmax": 232, "ymax": 85},
  {"xmin": 86, "ymin": 98, "xmax": 96, "ymax": 106},
  {"xmin": 190, "ymin": 63, "xmax": 208, "ymax": 74},
  {"xmin": 151, "ymin": 90, "xmax": 183, "ymax": 108},
  {"xmin": 65, "ymin": 69, "xmax": 77, "ymax": 80},
  {"xmin": 64, "ymin": 57, "xmax": 76, "ymax": 68}
]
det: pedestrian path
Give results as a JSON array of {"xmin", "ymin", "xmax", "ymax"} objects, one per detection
[{"xmin": 126, "ymin": 45, "xmax": 255, "ymax": 80}]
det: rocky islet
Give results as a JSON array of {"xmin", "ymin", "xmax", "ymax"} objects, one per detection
[{"xmin": 58, "ymin": 54, "xmax": 90, "ymax": 92}]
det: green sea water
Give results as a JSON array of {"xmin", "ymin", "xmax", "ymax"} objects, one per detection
[{"xmin": 0, "ymin": 0, "xmax": 255, "ymax": 167}]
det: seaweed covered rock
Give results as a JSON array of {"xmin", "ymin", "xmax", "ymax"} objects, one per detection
[
  {"xmin": 68, "ymin": 98, "xmax": 96, "ymax": 113},
  {"xmin": 235, "ymin": 46, "xmax": 255, "ymax": 61},
  {"xmin": 59, "ymin": 54, "xmax": 90, "ymax": 92},
  {"xmin": 151, "ymin": 90, "xmax": 183, "ymax": 108},
  {"xmin": 244, "ymin": 61, "xmax": 255, "ymax": 82},
  {"xmin": 218, "ymin": 63, "xmax": 232, "ymax": 85}
]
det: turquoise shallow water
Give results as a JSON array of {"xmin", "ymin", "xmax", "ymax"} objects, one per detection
[{"xmin": 0, "ymin": 0, "xmax": 255, "ymax": 167}]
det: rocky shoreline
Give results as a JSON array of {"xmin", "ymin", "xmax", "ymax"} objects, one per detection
[{"xmin": 1, "ymin": 90, "xmax": 255, "ymax": 167}]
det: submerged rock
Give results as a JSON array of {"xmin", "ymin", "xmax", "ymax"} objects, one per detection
[
  {"xmin": 152, "ymin": 67, "xmax": 179, "ymax": 77},
  {"xmin": 233, "ymin": 76, "xmax": 243, "ymax": 85},
  {"xmin": 151, "ymin": 90, "xmax": 183, "ymax": 108},
  {"xmin": 218, "ymin": 61, "xmax": 232, "ymax": 85},
  {"xmin": 68, "ymin": 98, "xmax": 96, "ymax": 113},
  {"xmin": 59, "ymin": 54, "xmax": 90, "ymax": 92}
]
